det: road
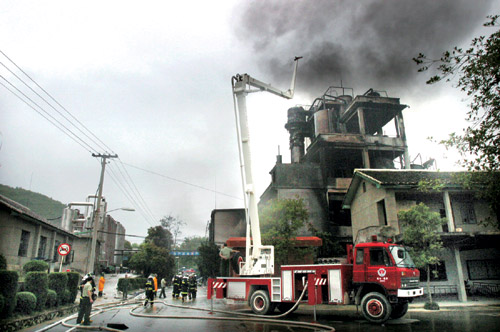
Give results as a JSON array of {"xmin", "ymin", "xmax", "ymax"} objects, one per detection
[{"xmin": 25, "ymin": 282, "xmax": 500, "ymax": 332}]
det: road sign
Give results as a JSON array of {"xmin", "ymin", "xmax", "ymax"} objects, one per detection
[
  {"xmin": 171, "ymin": 251, "xmax": 199, "ymax": 256},
  {"xmin": 57, "ymin": 243, "xmax": 71, "ymax": 256}
]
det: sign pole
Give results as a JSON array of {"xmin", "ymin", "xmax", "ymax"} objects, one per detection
[{"xmin": 59, "ymin": 254, "xmax": 64, "ymax": 272}]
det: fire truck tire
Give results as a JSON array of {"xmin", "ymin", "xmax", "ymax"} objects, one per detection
[
  {"xmin": 390, "ymin": 301, "xmax": 409, "ymax": 319},
  {"xmin": 250, "ymin": 290, "xmax": 272, "ymax": 315},
  {"xmin": 360, "ymin": 292, "xmax": 392, "ymax": 323}
]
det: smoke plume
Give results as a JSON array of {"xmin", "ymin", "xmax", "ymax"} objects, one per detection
[{"xmin": 235, "ymin": 0, "xmax": 495, "ymax": 97}]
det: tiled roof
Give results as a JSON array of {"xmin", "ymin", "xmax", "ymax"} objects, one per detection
[
  {"xmin": 0, "ymin": 194, "xmax": 75, "ymax": 237},
  {"xmin": 356, "ymin": 169, "xmax": 466, "ymax": 187}
]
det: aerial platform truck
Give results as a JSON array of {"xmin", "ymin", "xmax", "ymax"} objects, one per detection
[{"xmin": 208, "ymin": 58, "xmax": 423, "ymax": 323}]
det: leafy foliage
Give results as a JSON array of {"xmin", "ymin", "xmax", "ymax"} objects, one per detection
[
  {"xmin": 414, "ymin": 15, "xmax": 500, "ymax": 225},
  {"xmin": 23, "ymin": 260, "xmax": 49, "ymax": 273},
  {"xmin": 0, "ymin": 270, "xmax": 18, "ymax": 318},
  {"xmin": 15, "ymin": 292, "xmax": 37, "ymax": 315},
  {"xmin": 117, "ymin": 277, "xmax": 147, "ymax": 292},
  {"xmin": 398, "ymin": 203, "xmax": 446, "ymax": 304},
  {"xmin": 160, "ymin": 215, "xmax": 186, "ymax": 248},
  {"xmin": 128, "ymin": 242, "xmax": 175, "ymax": 280},
  {"xmin": 0, "ymin": 184, "xmax": 65, "ymax": 224},
  {"xmin": 46, "ymin": 290, "xmax": 57, "ymax": 308},
  {"xmin": 65, "ymin": 272, "xmax": 80, "ymax": 304},
  {"xmin": 146, "ymin": 226, "xmax": 173, "ymax": 249},
  {"xmin": 25, "ymin": 272, "xmax": 48, "ymax": 311},
  {"xmin": 260, "ymin": 198, "xmax": 312, "ymax": 266},
  {"xmin": 178, "ymin": 236, "xmax": 206, "ymax": 271},
  {"xmin": 0, "ymin": 254, "xmax": 7, "ymax": 270},
  {"xmin": 48, "ymin": 273, "xmax": 68, "ymax": 306},
  {"xmin": 197, "ymin": 240, "xmax": 221, "ymax": 279}
]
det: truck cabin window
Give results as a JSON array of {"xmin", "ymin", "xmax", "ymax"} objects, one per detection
[
  {"xmin": 355, "ymin": 248, "xmax": 364, "ymax": 265},
  {"xmin": 369, "ymin": 248, "xmax": 392, "ymax": 266}
]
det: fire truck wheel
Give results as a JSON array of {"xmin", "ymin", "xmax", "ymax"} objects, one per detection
[
  {"xmin": 390, "ymin": 301, "xmax": 409, "ymax": 319},
  {"xmin": 360, "ymin": 292, "xmax": 392, "ymax": 323},
  {"xmin": 250, "ymin": 290, "xmax": 272, "ymax": 315}
]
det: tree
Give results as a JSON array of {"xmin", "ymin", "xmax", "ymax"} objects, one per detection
[
  {"xmin": 178, "ymin": 236, "xmax": 206, "ymax": 271},
  {"xmin": 128, "ymin": 242, "xmax": 175, "ymax": 280},
  {"xmin": 197, "ymin": 240, "xmax": 220, "ymax": 280},
  {"xmin": 398, "ymin": 203, "xmax": 446, "ymax": 309},
  {"xmin": 414, "ymin": 15, "xmax": 500, "ymax": 226},
  {"xmin": 160, "ymin": 215, "xmax": 186, "ymax": 248},
  {"xmin": 260, "ymin": 198, "xmax": 312, "ymax": 266},
  {"xmin": 146, "ymin": 225, "xmax": 173, "ymax": 249}
]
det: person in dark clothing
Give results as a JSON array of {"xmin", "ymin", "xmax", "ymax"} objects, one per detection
[
  {"xmin": 180, "ymin": 276, "xmax": 189, "ymax": 302},
  {"xmin": 188, "ymin": 274, "xmax": 197, "ymax": 300},
  {"xmin": 144, "ymin": 276, "xmax": 155, "ymax": 307},
  {"xmin": 172, "ymin": 274, "xmax": 181, "ymax": 298}
]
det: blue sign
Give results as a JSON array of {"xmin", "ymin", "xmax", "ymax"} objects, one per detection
[{"xmin": 171, "ymin": 251, "xmax": 200, "ymax": 256}]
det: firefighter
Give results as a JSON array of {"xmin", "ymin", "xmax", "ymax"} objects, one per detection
[
  {"xmin": 180, "ymin": 275, "xmax": 189, "ymax": 302},
  {"xmin": 172, "ymin": 274, "xmax": 181, "ymax": 298},
  {"xmin": 188, "ymin": 274, "xmax": 197, "ymax": 300},
  {"xmin": 144, "ymin": 275, "xmax": 155, "ymax": 307}
]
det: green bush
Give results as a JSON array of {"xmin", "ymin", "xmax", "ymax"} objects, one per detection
[
  {"xmin": 0, "ymin": 270, "xmax": 19, "ymax": 318},
  {"xmin": 62, "ymin": 289, "xmax": 72, "ymax": 305},
  {"xmin": 48, "ymin": 272, "xmax": 68, "ymax": 305},
  {"xmin": 117, "ymin": 278, "xmax": 130, "ymax": 293},
  {"xmin": 0, "ymin": 253, "xmax": 7, "ymax": 270},
  {"xmin": 46, "ymin": 290, "xmax": 57, "ymax": 308},
  {"xmin": 15, "ymin": 292, "xmax": 36, "ymax": 315},
  {"xmin": 424, "ymin": 301, "xmax": 440, "ymax": 310},
  {"xmin": 65, "ymin": 272, "xmax": 80, "ymax": 303},
  {"xmin": 25, "ymin": 272, "xmax": 48, "ymax": 311},
  {"xmin": 0, "ymin": 294, "xmax": 5, "ymax": 314},
  {"xmin": 23, "ymin": 260, "xmax": 48, "ymax": 273}
]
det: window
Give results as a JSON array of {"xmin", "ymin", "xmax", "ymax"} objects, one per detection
[
  {"xmin": 419, "ymin": 261, "xmax": 447, "ymax": 281},
  {"xmin": 369, "ymin": 248, "xmax": 392, "ymax": 266},
  {"xmin": 355, "ymin": 249, "xmax": 364, "ymax": 265},
  {"xmin": 53, "ymin": 241, "xmax": 61, "ymax": 262},
  {"xmin": 467, "ymin": 260, "xmax": 500, "ymax": 280},
  {"xmin": 38, "ymin": 236, "xmax": 47, "ymax": 259},
  {"xmin": 18, "ymin": 230, "xmax": 30, "ymax": 257},
  {"xmin": 460, "ymin": 202, "xmax": 476, "ymax": 224},
  {"xmin": 377, "ymin": 200, "xmax": 387, "ymax": 226}
]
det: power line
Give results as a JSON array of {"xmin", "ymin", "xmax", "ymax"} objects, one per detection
[{"xmin": 121, "ymin": 161, "xmax": 243, "ymax": 201}]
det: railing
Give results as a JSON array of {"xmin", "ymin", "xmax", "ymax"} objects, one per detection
[{"xmin": 467, "ymin": 281, "xmax": 500, "ymax": 297}]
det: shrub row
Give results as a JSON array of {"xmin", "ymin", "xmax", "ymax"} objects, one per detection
[
  {"xmin": 117, "ymin": 277, "xmax": 147, "ymax": 292},
  {"xmin": 0, "ymin": 270, "xmax": 19, "ymax": 318}
]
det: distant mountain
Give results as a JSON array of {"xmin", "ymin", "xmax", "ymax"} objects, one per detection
[{"xmin": 0, "ymin": 184, "xmax": 66, "ymax": 226}]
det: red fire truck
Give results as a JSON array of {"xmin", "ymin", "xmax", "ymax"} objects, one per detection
[
  {"xmin": 211, "ymin": 60, "xmax": 423, "ymax": 323},
  {"xmin": 208, "ymin": 237, "xmax": 423, "ymax": 323}
]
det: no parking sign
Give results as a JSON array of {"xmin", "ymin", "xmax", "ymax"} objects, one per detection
[{"xmin": 57, "ymin": 243, "xmax": 71, "ymax": 256}]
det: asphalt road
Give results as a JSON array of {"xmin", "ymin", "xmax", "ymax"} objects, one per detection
[{"xmin": 25, "ymin": 286, "xmax": 500, "ymax": 332}]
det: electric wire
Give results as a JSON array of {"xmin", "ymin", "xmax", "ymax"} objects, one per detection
[
  {"xmin": 0, "ymin": 77, "xmax": 95, "ymax": 154},
  {"xmin": 121, "ymin": 161, "xmax": 243, "ymax": 201},
  {"xmin": 0, "ymin": 50, "xmax": 115, "ymax": 154}
]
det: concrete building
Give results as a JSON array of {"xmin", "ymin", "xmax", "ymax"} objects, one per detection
[
  {"xmin": 260, "ymin": 86, "xmax": 413, "ymax": 248},
  {"xmin": 102, "ymin": 215, "xmax": 126, "ymax": 267},
  {"xmin": 342, "ymin": 169, "xmax": 500, "ymax": 301},
  {"xmin": 0, "ymin": 194, "xmax": 89, "ymax": 273}
]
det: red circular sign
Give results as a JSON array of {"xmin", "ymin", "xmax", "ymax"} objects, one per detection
[{"xmin": 57, "ymin": 243, "xmax": 71, "ymax": 256}]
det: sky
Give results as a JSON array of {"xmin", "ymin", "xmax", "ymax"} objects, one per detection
[{"xmin": 1, "ymin": 0, "xmax": 498, "ymax": 243}]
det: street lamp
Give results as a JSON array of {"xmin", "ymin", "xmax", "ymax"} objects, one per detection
[{"xmin": 87, "ymin": 207, "xmax": 135, "ymax": 273}]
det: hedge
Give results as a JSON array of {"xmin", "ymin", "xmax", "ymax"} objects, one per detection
[
  {"xmin": 15, "ymin": 292, "xmax": 36, "ymax": 315},
  {"xmin": 48, "ymin": 272, "xmax": 68, "ymax": 305},
  {"xmin": 46, "ymin": 290, "xmax": 57, "ymax": 308},
  {"xmin": 62, "ymin": 289, "xmax": 72, "ymax": 304},
  {"xmin": 25, "ymin": 272, "xmax": 48, "ymax": 311},
  {"xmin": 23, "ymin": 260, "xmax": 48, "ymax": 273},
  {"xmin": 0, "ymin": 270, "xmax": 19, "ymax": 318},
  {"xmin": 0, "ymin": 294, "xmax": 5, "ymax": 315},
  {"xmin": 117, "ymin": 277, "xmax": 147, "ymax": 293},
  {"xmin": 65, "ymin": 272, "xmax": 80, "ymax": 304},
  {"xmin": 0, "ymin": 254, "xmax": 7, "ymax": 270}
]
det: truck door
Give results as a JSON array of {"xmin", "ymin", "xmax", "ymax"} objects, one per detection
[
  {"xmin": 366, "ymin": 247, "xmax": 396, "ymax": 289},
  {"xmin": 352, "ymin": 247, "xmax": 366, "ymax": 283}
]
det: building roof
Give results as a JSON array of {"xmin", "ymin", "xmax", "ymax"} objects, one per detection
[
  {"xmin": 343, "ymin": 169, "xmax": 468, "ymax": 207},
  {"xmin": 0, "ymin": 194, "xmax": 76, "ymax": 237}
]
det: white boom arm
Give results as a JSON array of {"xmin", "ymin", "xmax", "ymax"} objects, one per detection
[{"xmin": 232, "ymin": 58, "xmax": 301, "ymax": 276}]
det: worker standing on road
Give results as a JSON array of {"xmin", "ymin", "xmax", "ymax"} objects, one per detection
[
  {"xmin": 98, "ymin": 275, "xmax": 105, "ymax": 297},
  {"xmin": 159, "ymin": 277, "xmax": 167, "ymax": 298},
  {"xmin": 76, "ymin": 275, "xmax": 94, "ymax": 325},
  {"xmin": 188, "ymin": 274, "xmax": 197, "ymax": 300},
  {"xmin": 180, "ymin": 275, "xmax": 189, "ymax": 302},
  {"xmin": 122, "ymin": 273, "xmax": 129, "ymax": 300},
  {"xmin": 153, "ymin": 274, "xmax": 158, "ymax": 298},
  {"xmin": 144, "ymin": 275, "xmax": 155, "ymax": 307},
  {"xmin": 172, "ymin": 274, "xmax": 181, "ymax": 298},
  {"xmin": 219, "ymin": 243, "xmax": 239, "ymax": 277}
]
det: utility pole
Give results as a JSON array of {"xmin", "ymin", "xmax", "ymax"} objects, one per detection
[{"xmin": 87, "ymin": 153, "xmax": 118, "ymax": 273}]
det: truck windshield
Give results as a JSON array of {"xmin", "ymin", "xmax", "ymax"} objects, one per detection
[{"xmin": 389, "ymin": 246, "xmax": 416, "ymax": 268}]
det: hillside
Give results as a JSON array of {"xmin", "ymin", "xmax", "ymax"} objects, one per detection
[{"xmin": 0, "ymin": 184, "xmax": 66, "ymax": 225}]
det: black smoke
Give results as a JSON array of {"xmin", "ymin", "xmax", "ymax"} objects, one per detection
[{"xmin": 235, "ymin": 0, "xmax": 495, "ymax": 97}]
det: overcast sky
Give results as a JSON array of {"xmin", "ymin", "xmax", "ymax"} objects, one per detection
[{"xmin": 1, "ymin": 1, "xmax": 498, "ymax": 243}]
